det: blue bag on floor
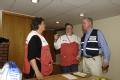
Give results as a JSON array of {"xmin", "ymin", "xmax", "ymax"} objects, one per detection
[{"xmin": 0, "ymin": 61, "xmax": 22, "ymax": 80}]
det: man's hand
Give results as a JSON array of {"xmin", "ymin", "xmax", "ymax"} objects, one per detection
[
  {"xmin": 102, "ymin": 63, "xmax": 109, "ymax": 73},
  {"xmin": 54, "ymin": 34, "xmax": 59, "ymax": 41},
  {"xmin": 35, "ymin": 70, "xmax": 44, "ymax": 80}
]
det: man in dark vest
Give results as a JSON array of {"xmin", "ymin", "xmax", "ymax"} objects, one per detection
[{"xmin": 80, "ymin": 17, "xmax": 110, "ymax": 76}]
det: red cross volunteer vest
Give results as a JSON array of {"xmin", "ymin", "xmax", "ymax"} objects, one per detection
[
  {"xmin": 60, "ymin": 35, "xmax": 79, "ymax": 66},
  {"xmin": 23, "ymin": 31, "xmax": 53, "ymax": 76}
]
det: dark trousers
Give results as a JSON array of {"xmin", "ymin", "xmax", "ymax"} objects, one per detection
[{"xmin": 61, "ymin": 64, "xmax": 78, "ymax": 73}]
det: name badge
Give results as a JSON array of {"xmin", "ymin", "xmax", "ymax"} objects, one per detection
[
  {"xmin": 89, "ymin": 36, "xmax": 96, "ymax": 41},
  {"xmin": 63, "ymin": 40, "xmax": 67, "ymax": 42}
]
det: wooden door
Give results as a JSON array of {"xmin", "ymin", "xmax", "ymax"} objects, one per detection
[{"xmin": 2, "ymin": 12, "xmax": 32, "ymax": 69}]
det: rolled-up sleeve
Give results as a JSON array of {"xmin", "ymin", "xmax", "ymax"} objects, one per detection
[{"xmin": 98, "ymin": 30, "xmax": 111, "ymax": 64}]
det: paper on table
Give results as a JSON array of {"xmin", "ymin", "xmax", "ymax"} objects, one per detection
[
  {"xmin": 73, "ymin": 72, "xmax": 87, "ymax": 77},
  {"xmin": 62, "ymin": 74, "xmax": 78, "ymax": 79}
]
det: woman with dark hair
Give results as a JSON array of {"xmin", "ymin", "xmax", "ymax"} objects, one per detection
[{"xmin": 23, "ymin": 17, "xmax": 53, "ymax": 79}]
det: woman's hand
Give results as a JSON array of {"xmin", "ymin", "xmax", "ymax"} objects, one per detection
[
  {"xmin": 54, "ymin": 34, "xmax": 59, "ymax": 41},
  {"xmin": 76, "ymin": 55, "xmax": 80, "ymax": 61},
  {"xmin": 35, "ymin": 70, "xmax": 44, "ymax": 80},
  {"xmin": 76, "ymin": 54, "xmax": 82, "ymax": 63},
  {"xmin": 29, "ymin": 59, "xmax": 43, "ymax": 80}
]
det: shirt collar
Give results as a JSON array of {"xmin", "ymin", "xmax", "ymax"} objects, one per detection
[{"xmin": 86, "ymin": 27, "xmax": 93, "ymax": 35}]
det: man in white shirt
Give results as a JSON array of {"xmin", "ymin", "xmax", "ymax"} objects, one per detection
[{"xmin": 54, "ymin": 23, "xmax": 80, "ymax": 73}]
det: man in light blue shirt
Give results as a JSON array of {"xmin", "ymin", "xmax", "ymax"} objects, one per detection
[{"xmin": 80, "ymin": 17, "xmax": 110, "ymax": 76}]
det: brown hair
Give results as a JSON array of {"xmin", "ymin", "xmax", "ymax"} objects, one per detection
[
  {"xmin": 65, "ymin": 23, "xmax": 73, "ymax": 29},
  {"xmin": 31, "ymin": 17, "xmax": 44, "ymax": 30},
  {"xmin": 82, "ymin": 17, "xmax": 93, "ymax": 25}
]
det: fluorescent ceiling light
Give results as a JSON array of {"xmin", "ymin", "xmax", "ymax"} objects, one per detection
[
  {"xmin": 56, "ymin": 21, "xmax": 60, "ymax": 24},
  {"xmin": 80, "ymin": 13, "xmax": 84, "ymax": 17},
  {"xmin": 32, "ymin": 0, "xmax": 39, "ymax": 3}
]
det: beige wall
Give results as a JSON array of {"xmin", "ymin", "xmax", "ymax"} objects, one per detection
[{"xmin": 73, "ymin": 15, "xmax": 120, "ymax": 80}]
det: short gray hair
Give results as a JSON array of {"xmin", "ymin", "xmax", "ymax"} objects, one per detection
[{"xmin": 82, "ymin": 17, "xmax": 93, "ymax": 25}]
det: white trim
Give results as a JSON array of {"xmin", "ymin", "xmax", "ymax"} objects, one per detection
[
  {"xmin": 87, "ymin": 41, "xmax": 98, "ymax": 43},
  {"xmin": 81, "ymin": 42, "xmax": 84, "ymax": 44},
  {"xmin": 81, "ymin": 49, "xmax": 84, "ymax": 50},
  {"xmin": 3, "ymin": 10, "xmax": 35, "ymax": 17},
  {"xmin": 86, "ymin": 48, "xmax": 99, "ymax": 50},
  {"xmin": 26, "ymin": 31, "xmax": 48, "ymax": 46}
]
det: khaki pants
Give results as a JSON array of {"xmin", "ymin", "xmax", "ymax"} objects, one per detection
[{"xmin": 82, "ymin": 55, "xmax": 102, "ymax": 76}]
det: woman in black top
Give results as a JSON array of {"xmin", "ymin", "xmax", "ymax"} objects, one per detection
[{"xmin": 24, "ymin": 17, "xmax": 45, "ymax": 79}]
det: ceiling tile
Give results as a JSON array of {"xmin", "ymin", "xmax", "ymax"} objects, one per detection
[
  {"xmin": 0, "ymin": 0, "xmax": 15, "ymax": 10},
  {"xmin": 0, "ymin": 0, "xmax": 120, "ymax": 29}
]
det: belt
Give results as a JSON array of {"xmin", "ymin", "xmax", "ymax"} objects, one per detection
[{"xmin": 83, "ymin": 54, "xmax": 99, "ymax": 58}]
